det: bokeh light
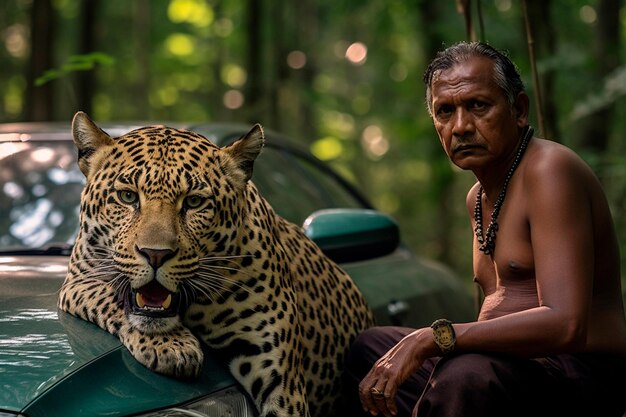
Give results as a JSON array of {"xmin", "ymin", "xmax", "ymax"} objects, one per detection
[
  {"xmin": 223, "ymin": 90, "xmax": 244, "ymax": 109},
  {"xmin": 345, "ymin": 42, "xmax": 368, "ymax": 65},
  {"xmin": 287, "ymin": 50, "xmax": 307, "ymax": 69},
  {"xmin": 361, "ymin": 125, "xmax": 389, "ymax": 160}
]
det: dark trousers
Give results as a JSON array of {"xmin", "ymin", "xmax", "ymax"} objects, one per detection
[{"xmin": 342, "ymin": 326, "xmax": 626, "ymax": 417}]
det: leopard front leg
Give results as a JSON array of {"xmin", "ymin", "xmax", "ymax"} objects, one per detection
[
  {"xmin": 58, "ymin": 277, "xmax": 203, "ymax": 379},
  {"xmin": 119, "ymin": 323, "xmax": 203, "ymax": 379},
  {"xmin": 228, "ymin": 349, "xmax": 310, "ymax": 417}
]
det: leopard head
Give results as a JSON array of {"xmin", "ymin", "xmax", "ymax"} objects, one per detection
[{"xmin": 70, "ymin": 111, "xmax": 264, "ymax": 333}]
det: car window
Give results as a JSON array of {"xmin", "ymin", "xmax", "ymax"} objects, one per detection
[
  {"xmin": 0, "ymin": 140, "xmax": 84, "ymax": 249},
  {"xmin": 251, "ymin": 145, "xmax": 367, "ymax": 225},
  {"xmin": 0, "ymin": 135, "xmax": 369, "ymax": 249}
]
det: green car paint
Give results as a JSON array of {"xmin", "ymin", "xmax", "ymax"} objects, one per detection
[{"xmin": 0, "ymin": 256, "xmax": 237, "ymax": 417}]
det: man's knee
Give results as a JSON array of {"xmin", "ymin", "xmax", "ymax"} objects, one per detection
[
  {"xmin": 415, "ymin": 353, "xmax": 548, "ymax": 417},
  {"xmin": 432, "ymin": 353, "xmax": 512, "ymax": 389}
]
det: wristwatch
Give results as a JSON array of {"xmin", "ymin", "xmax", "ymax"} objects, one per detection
[{"xmin": 431, "ymin": 318, "xmax": 456, "ymax": 354}]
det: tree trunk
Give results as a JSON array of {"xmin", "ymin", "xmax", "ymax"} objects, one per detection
[
  {"xmin": 577, "ymin": 0, "xmax": 621, "ymax": 152},
  {"xmin": 267, "ymin": 0, "xmax": 283, "ymax": 130},
  {"xmin": 76, "ymin": 0, "xmax": 99, "ymax": 116},
  {"xmin": 133, "ymin": 0, "xmax": 151, "ymax": 119},
  {"xmin": 418, "ymin": 1, "xmax": 457, "ymax": 266},
  {"xmin": 245, "ymin": 0, "xmax": 264, "ymax": 124},
  {"xmin": 293, "ymin": 0, "xmax": 318, "ymax": 140},
  {"xmin": 525, "ymin": 0, "xmax": 559, "ymax": 141},
  {"xmin": 26, "ymin": 0, "xmax": 55, "ymax": 121}
]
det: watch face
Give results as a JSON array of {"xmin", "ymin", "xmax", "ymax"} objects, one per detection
[
  {"xmin": 432, "ymin": 319, "xmax": 455, "ymax": 352},
  {"xmin": 434, "ymin": 325, "xmax": 454, "ymax": 345}
]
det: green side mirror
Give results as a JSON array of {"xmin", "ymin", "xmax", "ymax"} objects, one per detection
[{"xmin": 303, "ymin": 208, "xmax": 400, "ymax": 263}]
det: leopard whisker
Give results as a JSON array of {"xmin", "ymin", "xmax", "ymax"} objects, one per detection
[
  {"xmin": 185, "ymin": 280, "xmax": 222, "ymax": 301},
  {"xmin": 192, "ymin": 272, "xmax": 256, "ymax": 296},
  {"xmin": 86, "ymin": 247, "xmax": 116, "ymax": 257},
  {"xmin": 70, "ymin": 258, "xmax": 115, "ymax": 264},
  {"xmin": 198, "ymin": 254, "xmax": 255, "ymax": 264},
  {"xmin": 198, "ymin": 264, "xmax": 253, "ymax": 277}
]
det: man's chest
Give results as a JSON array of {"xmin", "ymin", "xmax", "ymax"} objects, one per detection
[{"xmin": 473, "ymin": 204, "xmax": 535, "ymax": 292}]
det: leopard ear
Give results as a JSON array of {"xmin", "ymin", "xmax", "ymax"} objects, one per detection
[
  {"xmin": 72, "ymin": 111, "xmax": 114, "ymax": 177},
  {"xmin": 224, "ymin": 123, "xmax": 265, "ymax": 182}
]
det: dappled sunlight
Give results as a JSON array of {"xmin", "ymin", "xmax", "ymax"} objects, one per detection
[
  {"xmin": 361, "ymin": 125, "xmax": 389, "ymax": 160},
  {"xmin": 4, "ymin": 76, "xmax": 25, "ymax": 116},
  {"xmin": 221, "ymin": 64, "xmax": 247, "ymax": 88},
  {"xmin": 1, "ymin": 142, "xmax": 83, "ymax": 248},
  {"xmin": 494, "ymin": 0, "xmax": 512, "ymax": 12},
  {"xmin": 287, "ymin": 51, "xmax": 307, "ymax": 70},
  {"xmin": 165, "ymin": 33, "xmax": 196, "ymax": 57},
  {"xmin": 30, "ymin": 148, "xmax": 55, "ymax": 164},
  {"xmin": 0, "ymin": 142, "xmax": 29, "ymax": 160},
  {"xmin": 2, "ymin": 24, "xmax": 28, "ymax": 58},
  {"xmin": 171, "ymin": 72, "xmax": 203, "ymax": 91},
  {"xmin": 345, "ymin": 42, "xmax": 368, "ymax": 65},
  {"xmin": 319, "ymin": 110, "xmax": 355, "ymax": 138},
  {"xmin": 312, "ymin": 74, "xmax": 333, "ymax": 94},
  {"xmin": 167, "ymin": 0, "xmax": 214, "ymax": 27},
  {"xmin": 151, "ymin": 85, "xmax": 180, "ymax": 107},
  {"xmin": 579, "ymin": 5, "xmax": 597, "ymax": 24},
  {"xmin": 213, "ymin": 18, "xmax": 234, "ymax": 38},
  {"xmin": 10, "ymin": 199, "xmax": 55, "ymax": 247},
  {"xmin": 2, "ymin": 0, "xmax": 625, "ymax": 298},
  {"xmin": 311, "ymin": 137, "xmax": 343, "ymax": 161},
  {"xmin": 223, "ymin": 90, "xmax": 244, "ymax": 109}
]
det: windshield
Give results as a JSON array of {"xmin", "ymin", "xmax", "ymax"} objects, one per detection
[
  {"xmin": 0, "ymin": 140, "xmax": 84, "ymax": 250},
  {"xmin": 0, "ymin": 133, "xmax": 368, "ymax": 252}
]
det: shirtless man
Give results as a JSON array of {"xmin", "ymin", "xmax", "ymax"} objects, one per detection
[{"xmin": 343, "ymin": 41, "xmax": 626, "ymax": 417}]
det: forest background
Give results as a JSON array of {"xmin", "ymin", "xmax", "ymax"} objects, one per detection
[{"xmin": 2, "ymin": 0, "xmax": 626, "ymax": 304}]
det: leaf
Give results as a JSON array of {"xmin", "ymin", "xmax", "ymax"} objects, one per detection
[
  {"xmin": 34, "ymin": 52, "xmax": 115, "ymax": 87},
  {"xmin": 34, "ymin": 69, "xmax": 61, "ymax": 86},
  {"xmin": 569, "ymin": 66, "xmax": 626, "ymax": 120}
]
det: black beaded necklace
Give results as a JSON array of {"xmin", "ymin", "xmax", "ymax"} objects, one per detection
[{"xmin": 474, "ymin": 126, "xmax": 534, "ymax": 255}]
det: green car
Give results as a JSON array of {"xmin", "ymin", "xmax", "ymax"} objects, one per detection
[{"xmin": 0, "ymin": 122, "xmax": 474, "ymax": 417}]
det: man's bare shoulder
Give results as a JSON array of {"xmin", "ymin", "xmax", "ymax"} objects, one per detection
[
  {"xmin": 465, "ymin": 181, "xmax": 481, "ymax": 214},
  {"xmin": 522, "ymin": 137, "xmax": 598, "ymax": 191}
]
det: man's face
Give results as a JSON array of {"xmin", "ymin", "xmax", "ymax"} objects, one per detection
[{"xmin": 429, "ymin": 56, "xmax": 527, "ymax": 171}]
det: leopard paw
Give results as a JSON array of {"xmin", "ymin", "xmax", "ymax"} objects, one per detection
[{"xmin": 120, "ymin": 324, "xmax": 203, "ymax": 379}]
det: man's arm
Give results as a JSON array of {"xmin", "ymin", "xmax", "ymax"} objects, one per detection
[{"xmin": 456, "ymin": 143, "xmax": 593, "ymax": 355}]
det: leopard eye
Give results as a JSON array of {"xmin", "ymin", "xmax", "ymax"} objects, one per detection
[
  {"xmin": 184, "ymin": 195, "xmax": 205, "ymax": 209},
  {"xmin": 117, "ymin": 190, "xmax": 138, "ymax": 205}
]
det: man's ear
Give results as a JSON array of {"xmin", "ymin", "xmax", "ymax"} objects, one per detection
[{"xmin": 513, "ymin": 91, "xmax": 530, "ymax": 127}]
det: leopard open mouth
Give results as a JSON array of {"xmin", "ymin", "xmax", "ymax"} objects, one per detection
[{"xmin": 128, "ymin": 280, "xmax": 181, "ymax": 318}]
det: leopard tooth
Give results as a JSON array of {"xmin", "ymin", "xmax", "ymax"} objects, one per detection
[
  {"xmin": 162, "ymin": 294, "xmax": 172, "ymax": 309},
  {"xmin": 136, "ymin": 292, "xmax": 145, "ymax": 308}
]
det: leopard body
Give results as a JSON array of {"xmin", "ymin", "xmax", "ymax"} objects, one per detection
[{"xmin": 58, "ymin": 112, "xmax": 375, "ymax": 417}]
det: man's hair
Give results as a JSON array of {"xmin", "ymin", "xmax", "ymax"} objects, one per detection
[{"xmin": 423, "ymin": 41, "xmax": 525, "ymax": 116}]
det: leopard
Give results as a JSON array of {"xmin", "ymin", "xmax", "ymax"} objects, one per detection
[{"xmin": 58, "ymin": 111, "xmax": 375, "ymax": 417}]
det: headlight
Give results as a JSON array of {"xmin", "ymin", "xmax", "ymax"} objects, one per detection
[{"xmin": 137, "ymin": 386, "xmax": 257, "ymax": 417}]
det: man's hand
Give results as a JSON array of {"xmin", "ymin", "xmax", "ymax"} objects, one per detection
[{"xmin": 358, "ymin": 329, "xmax": 428, "ymax": 417}]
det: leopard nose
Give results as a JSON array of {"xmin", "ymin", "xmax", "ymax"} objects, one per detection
[{"xmin": 136, "ymin": 247, "xmax": 177, "ymax": 269}]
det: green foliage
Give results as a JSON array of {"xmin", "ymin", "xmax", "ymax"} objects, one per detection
[
  {"xmin": 570, "ymin": 65, "xmax": 626, "ymax": 120},
  {"xmin": 2, "ymin": 0, "xmax": 625, "ymax": 303},
  {"xmin": 34, "ymin": 52, "xmax": 115, "ymax": 86}
]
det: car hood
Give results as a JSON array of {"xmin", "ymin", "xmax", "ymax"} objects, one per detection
[
  {"xmin": 0, "ymin": 255, "xmax": 236, "ymax": 417},
  {"xmin": 0, "ymin": 255, "xmax": 122, "ymax": 411}
]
